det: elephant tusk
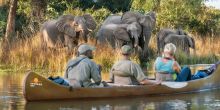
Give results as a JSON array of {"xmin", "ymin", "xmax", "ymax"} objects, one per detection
[{"xmin": 87, "ymin": 28, "xmax": 93, "ymax": 32}]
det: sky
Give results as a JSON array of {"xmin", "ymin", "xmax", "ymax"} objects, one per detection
[{"xmin": 205, "ymin": 0, "xmax": 220, "ymax": 9}]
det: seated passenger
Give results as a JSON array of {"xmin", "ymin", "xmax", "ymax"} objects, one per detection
[
  {"xmin": 154, "ymin": 43, "xmax": 192, "ymax": 82},
  {"xmin": 64, "ymin": 44, "xmax": 104, "ymax": 87},
  {"xmin": 191, "ymin": 61, "xmax": 220, "ymax": 80},
  {"xmin": 109, "ymin": 45, "xmax": 161, "ymax": 85}
]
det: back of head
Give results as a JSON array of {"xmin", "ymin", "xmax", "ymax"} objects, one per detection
[
  {"xmin": 78, "ymin": 44, "xmax": 95, "ymax": 55},
  {"xmin": 163, "ymin": 43, "xmax": 176, "ymax": 58}
]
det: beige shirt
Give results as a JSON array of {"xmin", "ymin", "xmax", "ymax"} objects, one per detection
[
  {"xmin": 64, "ymin": 55, "xmax": 101, "ymax": 87},
  {"xmin": 110, "ymin": 59, "xmax": 147, "ymax": 85}
]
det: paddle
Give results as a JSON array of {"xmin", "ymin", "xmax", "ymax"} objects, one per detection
[{"xmin": 161, "ymin": 82, "xmax": 188, "ymax": 89}]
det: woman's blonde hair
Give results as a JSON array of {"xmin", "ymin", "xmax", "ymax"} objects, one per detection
[{"xmin": 163, "ymin": 43, "xmax": 176, "ymax": 57}]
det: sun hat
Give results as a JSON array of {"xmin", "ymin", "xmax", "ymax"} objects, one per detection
[
  {"xmin": 78, "ymin": 44, "xmax": 96, "ymax": 54},
  {"xmin": 121, "ymin": 45, "xmax": 133, "ymax": 55},
  {"xmin": 163, "ymin": 43, "xmax": 176, "ymax": 58}
]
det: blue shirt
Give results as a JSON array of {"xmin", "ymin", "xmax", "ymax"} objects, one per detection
[{"xmin": 155, "ymin": 57, "xmax": 175, "ymax": 74}]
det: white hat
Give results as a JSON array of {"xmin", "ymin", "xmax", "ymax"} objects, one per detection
[
  {"xmin": 78, "ymin": 44, "xmax": 96, "ymax": 54},
  {"xmin": 163, "ymin": 43, "xmax": 176, "ymax": 58}
]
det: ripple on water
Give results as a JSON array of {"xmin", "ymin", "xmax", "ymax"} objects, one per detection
[{"xmin": 0, "ymin": 96, "xmax": 20, "ymax": 100}]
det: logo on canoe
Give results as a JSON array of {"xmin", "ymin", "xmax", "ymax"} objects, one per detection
[{"xmin": 30, "ymin": 77, "xmax": 42, "ymax": 87}]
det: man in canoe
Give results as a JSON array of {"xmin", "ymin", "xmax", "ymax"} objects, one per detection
[
  {"xmin": 109, "ymin": 45, "xmax": 161, "ymax": 85},
  {"xmin": 64, "ymin": 44, "xmax": 104, "ymax": 87},
  {"xmin": 154, "ymin": 43, "xmax": 192, "ymax": 81}
]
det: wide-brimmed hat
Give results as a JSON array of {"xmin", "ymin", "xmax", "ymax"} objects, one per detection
[
  {"xmin": 121, "ymin": 45, "xmax": 133, "ymax": 55},
  {"xmin": 163, "ymin": 43, "xmax": 176, "ymax": 58},
  {"xmin": 78, "ymin": 44, "xmax": 96, "ymax": 54}
]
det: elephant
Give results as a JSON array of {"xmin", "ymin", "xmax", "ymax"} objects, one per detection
[
  {"xmin": 121, "ymin": 11, "xmax": 156, "ymax": 60},
  {"xmin": 96, "ymin": 22, "xmax": 142, "ymax": 49},
  {"xmin": 163, "ymin": 34, "xmax": 195, "ymax": 55},
  {"xmin": 157, "ymin": 28, "xmax": 186, "ymax": 54},
  {"xmin": 101, "ymin": 15, "xmax": 122, "ymax": 26},
  {"xmin": 40, "ymin": 14, "xmax": 97, "ymax": 52}
]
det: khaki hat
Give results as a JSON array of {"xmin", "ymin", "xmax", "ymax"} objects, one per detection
[
  {"xmin": 121, "ymin": 45, "xmax": 133, "ymax": 55},
  {"xmin": 78, "ymin": 44, "xmax": 96, "ymax": 54},
  {"xmin": 163, "ymin": 43, "xmax": 176, "ymax": 58}
]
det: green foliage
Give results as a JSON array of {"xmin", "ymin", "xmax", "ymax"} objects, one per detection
[
  {"xmin": 0, "ymin": 5, "xmax": 8, "ymax": 38},
  {"xmin": 64, "ymin": 6, "xmax": 111, "ymax": 24},
  {"xmin": 175, "ymin": 51, "xmax": 219, "ymax": 65},
  {"xmin": 46, "ymin": 0, "xmax": 80, "ymax": 19},
  {"xmin": 131, "ymin": 0, "xmax": 220, "ymax": 36},
  {"xmin": 74, "ymin": 0, "xmax": 132, "ymax": 13}
]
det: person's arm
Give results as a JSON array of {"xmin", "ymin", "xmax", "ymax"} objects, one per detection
[
  {"xmin": 90, "ymin": 62, "xmax": 102, "ymax": 85},
  {"xmin": 64, "ymin": 60, "xmax": 72, "ymax": 79},
  {"xmin": 108, "ymin": 67, "xmax": 114, "ymax": 83},
  {"xmin": 140, "ymin": 79, "xmax": 161, "ymax": 85},
  {"xmin": 131, "ymin": 63, "xmax": 161, "ymax": 85},
  {"xmin": 173, "ymin": 61, "xmax": 181, "ymax": 74}
]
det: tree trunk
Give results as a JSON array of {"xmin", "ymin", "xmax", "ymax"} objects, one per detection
[
  {"xmin": 2, "ymin": 0, "xmax": 18, "ymax": 63},
  {"xmin": 5, "ymin": 0, "xmax": 17, "ymax": 40}
]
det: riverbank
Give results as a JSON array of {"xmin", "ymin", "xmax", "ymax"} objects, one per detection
[{"xmin": 0, "ymin": 33, "xmax": 219, "ymax": 75}]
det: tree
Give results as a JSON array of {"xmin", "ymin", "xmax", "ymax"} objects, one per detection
[
  {"xmin": 2, "ymin": 0, "xmax": 18, "ymax": 62},
  {"xmin": 5, "ymin": 0, "xmax": 18, "ymax": 40}
]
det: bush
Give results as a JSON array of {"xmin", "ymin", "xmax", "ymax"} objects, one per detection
[{"xmin": 0, "ymin": 5, "xmax": 8, "ymax": 37}]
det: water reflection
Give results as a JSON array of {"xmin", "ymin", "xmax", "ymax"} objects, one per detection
[
  {"xmin": 24, "ymin": 90, "xmax": 220, "ymax": 110},
  {"xmin": 0, "ymin": 72, "xmax": 25, "ymax": 110}
]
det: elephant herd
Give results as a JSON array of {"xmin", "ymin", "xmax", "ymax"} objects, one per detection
[{"xmin": 40, "ymin": 11, "xmax": 195, "ymax": 59}]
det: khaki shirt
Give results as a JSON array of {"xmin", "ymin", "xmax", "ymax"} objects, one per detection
[
  {"xmin": 110, "ymin": 59, "xmax": 147, "ymax": 85},
  {"xmin": 64, "ymin": 55, "xmax": 101, "ymax": 87}
]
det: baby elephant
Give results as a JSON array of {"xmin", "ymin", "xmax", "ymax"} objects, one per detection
[{"xmin": 163, "ymin": 34, "xmax": 195, "ymax": 55}]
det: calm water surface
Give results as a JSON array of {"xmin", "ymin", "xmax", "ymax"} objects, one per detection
[{"xmin": 1, "ymin": 65, "xmax": 220, "ymax": 110}]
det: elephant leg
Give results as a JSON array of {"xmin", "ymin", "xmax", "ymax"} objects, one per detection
[
  {"xmin": 41, "ymin": 30, "xmax": 50, "ymax": 52},
  {"xmin": 64, "ymin": 35, "xmax": 78, "ymax": 54},
  {"xmin": 81, "ymin": 30, "xmax": 88, "ymax": 43}
]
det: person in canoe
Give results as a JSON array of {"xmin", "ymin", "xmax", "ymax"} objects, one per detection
[
  {"xmin": 109, "ymin": 45, "xmax": 161, "ymax": 85},
  {"xmin": 191, "ymin": 61, "xmax": 220, "ymax": 80},
  {"xmin": 154, "ymin": 43, "xmax": 192, "ymax": 82},
  {"xmin": 63, "ymin": 44, "xmax": 106, "ymax": 87}
]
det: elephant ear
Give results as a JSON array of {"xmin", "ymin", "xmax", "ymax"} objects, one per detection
[
  {"xmin": 139, "ymin": 14, "xmax": 156, "ymax": 28},
  {"xmin": 82, "ymin": 14, "xmax": 97, "ymax": 31},
  {"xmin": 113, "ymin": 27, "xmax": 131, "ymax": 42},
  {"xmin": 56, "ymin": 15, "xmax": 76, "ymax": 37},
  {"xmin": 121, "ymin": 11, "xmax": 140, "ymax": 24}
]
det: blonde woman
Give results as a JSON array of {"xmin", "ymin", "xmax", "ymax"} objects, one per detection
[{"xmin": 154, "ymin": 43, "xmax": 192, "ymax": 81}]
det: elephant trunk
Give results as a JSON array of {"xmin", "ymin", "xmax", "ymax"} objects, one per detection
[{"xmin": 133, "ymin": 36, "xmax": 139, "ymax": 48}]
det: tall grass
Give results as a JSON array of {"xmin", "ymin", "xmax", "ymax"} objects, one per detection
[{"xmin": 0, "ymin": 33, "xmax": 219, "ymax": 75}]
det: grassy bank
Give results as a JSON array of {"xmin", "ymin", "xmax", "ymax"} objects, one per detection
[{"xmin": 0, "ymin": 33, "xmax": 219, "ymax": 75}]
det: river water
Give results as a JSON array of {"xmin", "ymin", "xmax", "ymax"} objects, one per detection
[{"xmin": 1, "ymin": 65, "xmax": 220, "ymax": 110}]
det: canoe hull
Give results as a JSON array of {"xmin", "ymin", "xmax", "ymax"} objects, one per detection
[{"xmin": 23, "ymin": 67, "xmax": 220, "ymax": 101}]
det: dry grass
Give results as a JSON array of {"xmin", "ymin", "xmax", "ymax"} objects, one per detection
[{"xmin": 0, "ymin": 33, "xmax": 219, "ymax": 76}]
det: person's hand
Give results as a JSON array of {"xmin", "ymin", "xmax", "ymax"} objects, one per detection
[{"xmin": 155, "ymin": 79, "xmax": 162, "ymax": 85}]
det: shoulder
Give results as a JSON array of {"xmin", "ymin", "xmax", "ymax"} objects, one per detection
[
  {"xmin": 156, "ymin": 57, "xmax": 162, "ymax": 61},
  {"xmin": 173, "ymin": 61, "xmax": 180, "ymax": 68},
  {"xmin": 155, "ymin": 57, "xmax": 162, "ymax": 63},
  {"xmin": 83, "ymin": 58, "xmax": 97, "ymax": 66}
]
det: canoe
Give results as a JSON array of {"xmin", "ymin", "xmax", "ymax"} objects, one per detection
[{"xmin": 23, "ymin": 66, "xmax": 220, "ymax": 101}]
